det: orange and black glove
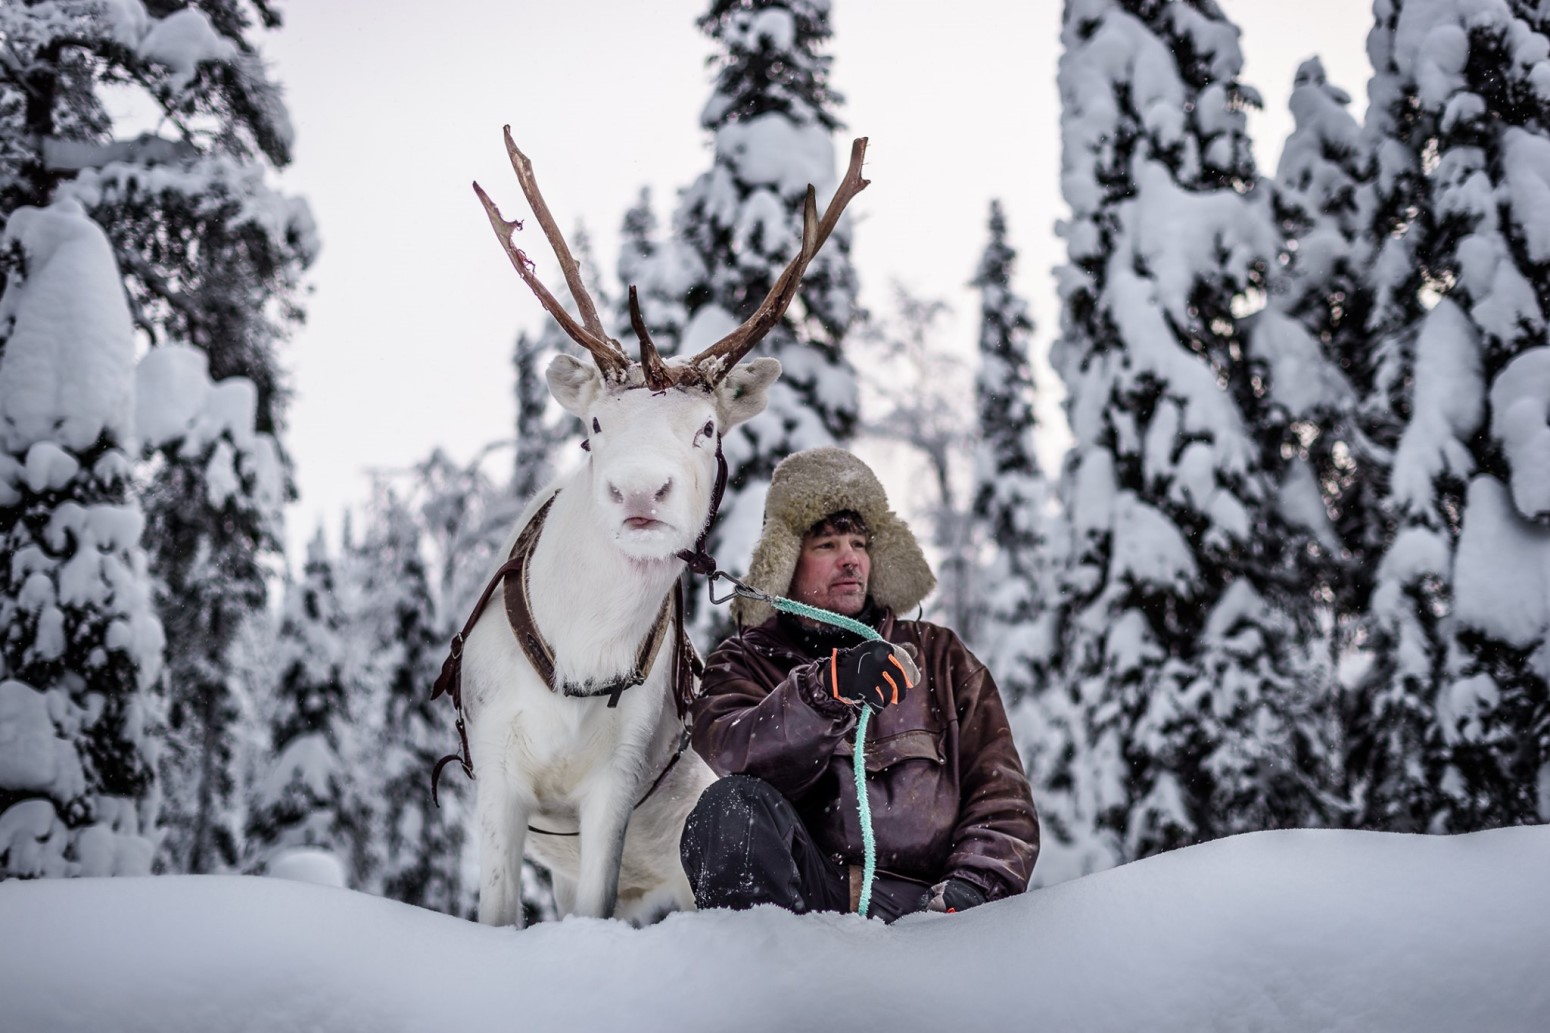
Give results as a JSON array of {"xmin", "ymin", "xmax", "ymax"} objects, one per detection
[{"xmin": 827, "ymin": 640, "xmax": 914, "ymax": 709}]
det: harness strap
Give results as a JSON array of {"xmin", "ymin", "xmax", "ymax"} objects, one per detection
[
  {"xmin": 676, "ymin": 438, "xmax": 728, "ymax": 576},
  {"xmin": 429, "ymin": 543, "xmax": 534, "ymax": 806},
  {"xmin": 504, "ymin": 497, "xmax": 676, "ymax": 706}
]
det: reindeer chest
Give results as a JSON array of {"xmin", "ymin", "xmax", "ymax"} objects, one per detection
[{"xmin": 496, "ymin": 687, "xmax": 637, "ymax": 798}]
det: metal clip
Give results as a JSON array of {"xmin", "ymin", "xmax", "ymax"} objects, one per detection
[{"xmin": 708, "ymin": 570, "xmax": 776, "ymax": 607}]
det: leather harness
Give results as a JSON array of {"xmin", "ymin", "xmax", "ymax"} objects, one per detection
[{"xmin": 501, "ymin": 494, "xmax": 681, "ymax": 708}]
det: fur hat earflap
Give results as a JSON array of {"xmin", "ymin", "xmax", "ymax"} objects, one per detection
[{"xmin": 731, "ymin": 447, "xmax": 936, "ymax": 626}]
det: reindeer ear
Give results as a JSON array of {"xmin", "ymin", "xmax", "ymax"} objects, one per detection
[
  {"xmin": 546, "ymin": 354, "xmax": 603, "ymax": 417},
  {"xmin": 716, "ymin": 357, "xmax": 781, "ymax": 428}
]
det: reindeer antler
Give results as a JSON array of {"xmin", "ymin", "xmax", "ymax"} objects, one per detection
[
  {"xmin": 685, "ymin": 137, "xmax": 870, "ymax": 385},
  {"xmin": 473, "ymin": 126, "xmax": 631, "ymax": 381},
  {"xmin": 629, "ymin": 287, "xmax": 674, "ymax": 392},
  {"xmin": 476, "ymin": 130, "xmax": 869, "ymax": 390}
]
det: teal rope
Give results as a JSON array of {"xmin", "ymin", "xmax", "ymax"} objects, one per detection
[{"xmin": 768, "ymin": 596, "xmax": 882, "ymax": 918}]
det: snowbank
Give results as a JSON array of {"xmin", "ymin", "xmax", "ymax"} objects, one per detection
[{"xmin": 2, "ymin": 825, "xmax": 1546, "ymax": 1032}]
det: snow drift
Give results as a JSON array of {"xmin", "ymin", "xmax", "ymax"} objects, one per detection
[{"xmin": 2, "ymin": 825, "xmax": 1546, "ymax": 1032}]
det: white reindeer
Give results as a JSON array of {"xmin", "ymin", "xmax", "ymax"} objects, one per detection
[{"xmin": 444, "ymin": 128, "xmax": 869, "ymax": 926}]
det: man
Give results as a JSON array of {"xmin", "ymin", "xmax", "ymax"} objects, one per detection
[{"xmin": 682, "ymin": 447, "xmax": 1038, "ymax": 921}]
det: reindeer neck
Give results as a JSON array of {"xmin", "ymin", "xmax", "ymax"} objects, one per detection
[{"xmin": 524, "ymin": 471, "xmax": 683, "ymax": 684}]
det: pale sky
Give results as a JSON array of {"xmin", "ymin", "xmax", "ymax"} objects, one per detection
[{"xmin": 265, "ymin": 1, "xmax": 1371, "ymax": 557}]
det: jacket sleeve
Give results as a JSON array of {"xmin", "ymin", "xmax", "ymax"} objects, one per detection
[
  {"xmin": 691, "ymin": 633, "xmax": 857, "ymax": 799},
  {"xmin": 943, "ymin": 647, "xmax": 1040, "ymax": 900}
]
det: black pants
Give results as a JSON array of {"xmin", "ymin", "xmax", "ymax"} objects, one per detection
[{"xmin": 679, "ymin": 774, "xmax": 923, "ymax": 922}]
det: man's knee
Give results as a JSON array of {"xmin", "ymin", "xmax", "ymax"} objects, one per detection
[
  {"xmin": 693, "ymin": 774, "xmax": 783, "ymax": 817},
  {"xmin": 683, "ymin": 775, "xmax": 781, "ymax": 851}
]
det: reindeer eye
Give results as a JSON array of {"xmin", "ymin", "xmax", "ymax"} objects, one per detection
[
  {"xmin": 592, "ymin": 417, "xmax": 601, "ymax": 434},
  {"xmin": 701, "ymin": 420, "xmax": 716, "ymax": 439}
]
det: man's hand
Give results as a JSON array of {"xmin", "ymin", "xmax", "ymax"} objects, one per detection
[
  {"xmin": 828, "ymin": 640, "xmax": 914, "ymax": 709},
  {"xmin": 921, "ymin": 878, "xmax": 986, "ymax": 914}
]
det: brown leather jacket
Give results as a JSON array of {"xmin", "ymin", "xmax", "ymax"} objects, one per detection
[{"xmin": 692, "ymin": 609, "xmax": 1039, "ymax": 907}]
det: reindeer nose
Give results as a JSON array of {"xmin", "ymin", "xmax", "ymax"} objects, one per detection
[{"xmin": 608, "ymin": 478, "xmax": 672, "ymax": 506}]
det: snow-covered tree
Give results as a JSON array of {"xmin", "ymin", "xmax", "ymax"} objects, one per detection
[
  {"xmin": 671, "ymin": 0, "xmax": 863, "ymax": 641},
  {"xmin": 1364, "ymin": 0, "xmax": 1550, "ymax": 830},
  {"xmin": 613, "ymin": 187, "xmax": 698, "ymax": 351},
  {"xmin": 1051, "ymin": 0, "xmax": 1333, "ymax": 865},
  {"xmin": 354, "ymin": 490, "xmax": 465, "ymax": 913},
  {"xmin": 967, "ymin": 200, "xmax": 1053, "ymax": 696},
  {"xmin": 1265, "ymin": 58, "xmax": 1377, "ymax": 654},
  {"xmin": 1, "ymin": 1, "xmax": 314, "ymax": 871},
  {"xmin": 246, "ymin": 532, "xmax": 371, "ymax": 885},
  {"xmin": 0, "ymin": 202, "xmax": 165, "ymax": 879},
  {"xmin": 1339, "ymin": 0, "xmax": 1459, "ymax": 833},
  {"xmin": 1, "ymin": 1, "xmax": 316, "ymax": 429},
  {"xmin": 136, "ymin": 344, "xmax": 284, "ymax": 873},
  {"xmin": 856, "ymin": 285, "xmax": 974, "ymax": 631}
]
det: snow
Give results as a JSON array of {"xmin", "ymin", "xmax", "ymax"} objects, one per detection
[
  {"xmin": 267, "ymin": 848, "xmax": 349, "ymax": 889},
  {"xmin": 22, "ymin": 442, "xmax": 80, "ymax": 493},
  {"xmin": 1277, "ymin": 457, "xmax": 1340, "ymax": 551},
  {"xmin": 1110, "ymin": 491, "xmax": 1198, "ymax": 590},
  {"xmin": 1489, "ymin": 347, "xmax": 1550, "ymax": 519},
  {"xmin": 136, "ymin": 344, "xmax": 287, "ymax": 514},
  {"xmin": 1248, "ymin": 309, "xmax": 1355, "ymax": 418},
  {"xmin": 138, "ymin": 9, "xmax": 236, "ymax": 90},
  {"xmin": 2, "ymin": 825, "xmax": 1545, "ymax": 1032},
  {"xmin": 60, "ymin": 156, "xmax": 319, "ymax": 266},
  {"xmin": 1503, "ymin": 128, "xmax": 1550, "ymax": 264},
  {"xmin": 99, "ymin": 0, "xmax": 236, "ymax": 93},
  {"xmin": 0, "ymin": 201, "xmax": 135, "ymax": 455},
  {"xmin": 715, "ymin": 116, "xmax": 836, "ymax": 199},
  {"xmin": 0, "ymin": 680, "xmax": 84, "ymax": 800},
  {"xmin": 1388, "ymin": 298, "xmax": 1483, "ymax": 517},
  {"xmin": 1452, "ymin": 476, "xmax": 1550, "ymax": 662}
]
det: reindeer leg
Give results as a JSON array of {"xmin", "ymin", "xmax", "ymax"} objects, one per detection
[
  {"xmin": 573, "ymin": 768, "xmax": 636, "ymax": 919},
  {"xmin": 477, "ymin": 782, "xmax": 533, "ymax": 928}
]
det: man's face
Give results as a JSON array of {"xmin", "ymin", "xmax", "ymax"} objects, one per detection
[{"xmin": 789, "ymin": 523, "xmax": 871, "ymax": 616}]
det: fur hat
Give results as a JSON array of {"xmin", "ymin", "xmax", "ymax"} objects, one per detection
[{"xmin": 731, "ymin": 447, "xmax": 936, "ymax": 626}]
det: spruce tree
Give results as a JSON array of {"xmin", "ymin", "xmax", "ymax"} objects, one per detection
[
  {"xmin": 1267, "ymin": 58, "xmax": 1377, "ymax": 653},
  {"xmin": 0, "ymin": 1, "xmax": 314, "ymax": 871},
  {"xmin": 1346, "ymin": 0, "xmax": 1550, "ymax": 833},
  {"xmin": 356, "ymin": 491, "xmax": 465, "ymax": 913},
  {"xmin": 1372, "ymin": 0, "xmax": 1550, "ymax": 829},
  {"xmin": 968, "ymin": 200, "xmax": 1051, "ymax": 697},
  {"xmin": 0, "ymin": 201, "xmax": 165, "ymax": 879},
  {"xmin": 613, "ymin": 188, "xmax": 698, "ymax": 351},
  {"xmin": 1341, "ymin": 0, "xmax": 1458, "ymax": 833},
  {"xmin": 246, "ymin": 532, "xmax": 371, "ymax": 885},
  {"xmin": 964, "ymin": 201, "xmax": 1080, "ymax": 882},
  {"xmin": 136, "ymin": 344, "xmax": 284, "ymax": 873},
  {"xmin": 672, "ymin": 0, "xmax": 862, "ymax": 642},
  {"xmin": 1052, "ymin": 0, "xmax": 1331, "ymax": 863}
]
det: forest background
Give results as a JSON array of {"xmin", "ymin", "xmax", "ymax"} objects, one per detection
[{"xmin": 1, "ymin": 0, "xmax": 1546, "ymax": 922}]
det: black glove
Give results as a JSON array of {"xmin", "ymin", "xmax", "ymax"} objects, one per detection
[
  {"xmin": 919, "ymin": 877, "xmax": 986, "ymax": 914},
  {"xmin": 827, "ymin": 640, "xmax": 913, "ymax": 709}
]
